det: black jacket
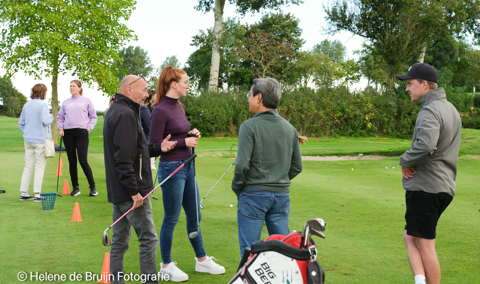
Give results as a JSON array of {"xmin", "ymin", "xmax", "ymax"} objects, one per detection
[{"xmin": 103, "ymin": 93, "xmax": 154, "ymax": 204}]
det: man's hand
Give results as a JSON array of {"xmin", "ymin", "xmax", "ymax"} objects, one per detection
[
  {"xmin": 402, "ymin": 166, "xmax": 417, "ymax": 179},
  {"xmin": 161, "ymin": 134, "xmax": 177, "ymax": 153},
  {"xmin": 59, "ymin": 129, "xmax": 64, "ymax": 138},
  {"xmin": 132, "ymin": 193, "xmax": 144, "ymax": 209}
]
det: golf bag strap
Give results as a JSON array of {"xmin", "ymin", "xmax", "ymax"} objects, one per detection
[
  {"xmin": 251, "ymin": 240, "xmax": 312, "ymax": 261},
  {"xmin": 307, "ymin": 260, "xmax": 325, "ymax": 284}
]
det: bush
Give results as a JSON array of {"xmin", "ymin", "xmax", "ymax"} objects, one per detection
[
  {"xmin": 181, "ymin": 86, "xmax": 479, "ymax": 137},
  {"xmin": 473, "ymin": 93, "xmax": 480, "ymax": 108}
]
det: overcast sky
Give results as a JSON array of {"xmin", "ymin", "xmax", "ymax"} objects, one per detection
[{"xmin": 3, "ymin": 0, "xmax": 363, "ymax": 111}]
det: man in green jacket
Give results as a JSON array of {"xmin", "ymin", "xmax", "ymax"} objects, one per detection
[
  {"xmin": 397, "ymin": 63, "xmax": 461, "ymax": 284},
  {"xmin": 232, "ymin": 77, "xmax": 303, "ymax": 258}
]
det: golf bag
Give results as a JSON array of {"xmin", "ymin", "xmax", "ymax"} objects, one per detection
[{"xmin": 228, "ymin": 232, "xmax": 325, "ymax": 284}]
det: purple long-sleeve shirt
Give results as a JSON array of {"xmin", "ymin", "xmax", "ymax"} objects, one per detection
[
  {"xmin": 150, "ymin": 96, "xmax": 192, "ymax": 162},
  {"xmin": 57, "ymin": 95, "xmax": 97, "ymax": 131}
]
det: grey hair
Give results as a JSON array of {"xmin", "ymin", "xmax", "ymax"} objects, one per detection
[{"xmin": 252, "ymin": 77, "xmax": 281, "ymax": 109}]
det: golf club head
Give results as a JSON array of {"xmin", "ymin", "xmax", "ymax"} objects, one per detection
[
  {"xmin": 309, "ymin": 227, "xmax": 326, "ymax": 239},
  {"xmin": 188, "ymin": 231, "xmax": 199, "ymax": 239},
  {"xmin": 56, "ymin": 193, "xmax": 62, "ymax": 197},
  {"xmin": 151, "ymin": 196, "xmax": 158, "ymax": 200},
  {"xmin": 102, "ymin": 228, "xmax": 112, "ymax": 246},
  {"xmin": 306, "ymin": 218, "xmax": 326, "ymax": 232},
  {"xmin": 199, "ymin": 202, "xmax": 204, "ymax": 209}
]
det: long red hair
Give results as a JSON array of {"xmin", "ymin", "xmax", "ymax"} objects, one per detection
[{"xmin": 153, "ymin": 65, "xmax": 185, "ymax": 112}]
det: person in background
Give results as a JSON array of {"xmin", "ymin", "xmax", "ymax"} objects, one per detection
[
  {"xmin": 232, "ymin": 77, "xmax": 303, "ymax": 259},
  {"xmin": 57, "ymin": 80, "xmax": 98, "ymax": 197},
  {"xmin": 396, "ymin": 63, "xmax": 461, "ymax": 284},
  {"xmin": 150, "ymin": 66, "xmax": 225, "ymax": 282},
  {"xmin": 140, "ymin": 89, "xmax": 155, "ymax": 170},
  {"xmin": 18, "ymin": 83, "xmax": 54, "ymax": 202}
]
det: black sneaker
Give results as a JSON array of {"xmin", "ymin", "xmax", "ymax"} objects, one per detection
[
  {"xmin": 19, "ymin": 195, "xmax": 34, "ymax": 201},
  {"xmin": 34, "ymin": 197, "xmax": 42, "ymax": 202},
  {"xmin": 70, "ymin": 187, "xmax": 81, "ymax": 196},
  {"xmin": 89, "ymin": 187, "xmax": 98, "ymax": 196}
]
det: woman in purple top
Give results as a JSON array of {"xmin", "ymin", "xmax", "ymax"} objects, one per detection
[
  {"xmin": 150, "ymin": 66, "xmax": 225, "ymax": 281},
  {"xmin": 57, "ymin": 80, "xmax": 98, "ymax": 197}
]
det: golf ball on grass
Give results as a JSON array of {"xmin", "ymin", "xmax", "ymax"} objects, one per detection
[{"xmin": 229, "ymin": 204, "xmax": 233, "ymax": 208}]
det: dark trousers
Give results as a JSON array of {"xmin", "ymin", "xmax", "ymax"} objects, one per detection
[{"xmin": 63, "ymin": 128, "xmax": 95, "ymax": 189}]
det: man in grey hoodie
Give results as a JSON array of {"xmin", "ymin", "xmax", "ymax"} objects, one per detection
[{"xmin": 397, "ymin": 63, "xmax": 461, "ymax": 284}]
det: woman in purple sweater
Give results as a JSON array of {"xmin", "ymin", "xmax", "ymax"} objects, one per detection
[
  {"xmin": 57, "ymin": 80, "xmax": 98, "ymax": 197},
  {"xmin": 150, "ymin": 66, "xmax": 225, "ymax": 281}
]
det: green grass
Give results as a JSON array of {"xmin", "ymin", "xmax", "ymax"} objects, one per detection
[{"xmin": 0, "ymin": 115, "xmax": 479, "ymax": 283}]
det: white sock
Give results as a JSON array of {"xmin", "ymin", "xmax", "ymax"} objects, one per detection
[
  {"xmin": 21, "ymin": 192, "xmax": 29, "ymax": 197},
  {"xmin": 35, "ymin": 193, "xmax": 40, "ymax": 198},
  {"xmin": 414, "ymin": 275, "xmax": 426, "ymax": 284}
]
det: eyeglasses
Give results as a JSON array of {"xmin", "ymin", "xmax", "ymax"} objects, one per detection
[
  {"xmin": 246, "ymin": 91, "xmax": 251, "ymax": 99},
  {"xmin": 129, "ymin": 76, "xmax": 146, "ymax": 85}
]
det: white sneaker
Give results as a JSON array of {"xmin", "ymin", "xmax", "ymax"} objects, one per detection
[
  {"xmin": 195, "ymin": 256, "xmax": 225, "ymax": 274},
  {"xmin": 160, "ymin": 262, "xmax": 188, "ymax": 282}
]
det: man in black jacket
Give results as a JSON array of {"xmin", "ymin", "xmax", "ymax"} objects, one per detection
[{"xmin": 104, "ymin": 75, "xmax": 176, "ymax": 284}]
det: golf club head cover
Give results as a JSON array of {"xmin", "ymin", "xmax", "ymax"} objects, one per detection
[{"xmin": 307, "ymin": 260, "xmax": 325, "ymax": 284}]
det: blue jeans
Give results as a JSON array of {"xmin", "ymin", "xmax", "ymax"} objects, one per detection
[
  {"xmin": 110, "ymin": 197, "xmax": 159, "ymax": 284},
  {"xmin": 158, "ymin": 159, "xmax": 206, "ymax": 263},
  {"xmin": 237, "ymin": 190, "xmax": 291, "ymax": 258}
]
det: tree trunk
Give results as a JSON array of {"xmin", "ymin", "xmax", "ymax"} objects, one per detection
[
  {"xmin": 417, "ymin": 45, "xmax": 427, "ymax": 63},
  {"xmin": 208, "ymin": 0, "xmax": 225, "ymax": 91},
  {"xmin": 51, "ymin": 52, "xmax": 60, "ymax": 146}
]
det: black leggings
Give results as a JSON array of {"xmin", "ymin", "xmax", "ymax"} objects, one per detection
[{"xmin": 63, "ymin": 128, "xmax": 95, "ymax": 189}]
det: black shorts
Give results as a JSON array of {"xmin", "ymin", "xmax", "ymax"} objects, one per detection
[{"xmin": 404, "ymin": 191, "xmax": 453, "ymax": 239}]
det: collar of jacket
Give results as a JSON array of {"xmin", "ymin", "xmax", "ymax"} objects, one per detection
[
  {"xmin": 253, "ymin": 109, "xmax": 279, "ymax": 118},
  {"xmin": 417, "ymin": 87, "xmax": 446, "ymax": 107},
  {"xmin": 114, "ymin": 93, "xmax": 141, "ymax": 115}
]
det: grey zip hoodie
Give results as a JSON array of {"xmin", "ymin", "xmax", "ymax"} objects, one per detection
[{"xmin": 400, "ymin": 88, "xmax": 461, "ymax": 196}]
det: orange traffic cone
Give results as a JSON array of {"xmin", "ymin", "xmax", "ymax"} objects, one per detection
[
  {"xmin": 71, "ymin": 202, "xmax": 82, "ymax": 222},
  {"xmin": 62, "ymin": 180, "xmax": 70, "ymax": 195},
  {"xmin": 56, "ymin": 164, "xmax": 62, "ymax": 176},
  {"xmin": 60, "ymin": 157, "xmax": 63, "ymax": 167},
  {"xmin": 97, "ymin": 253, "xmax": 111, "ymax": 283}
]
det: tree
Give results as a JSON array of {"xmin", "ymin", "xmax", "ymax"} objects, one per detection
[
  {"xmin": 115, "ymin": 46, "xmax": 153, "ymax": 81},
  {"xmin": 312, "ymin": 39, "xmax": 347, "ymax": 64},
  {"xmin": 355, "ymin": 45, "xmax": 388, "ymax": 91},
  {"xmin": 185, "ymin": 18, "xmax": 249, "ymax": 90},
  {"xmin": 0, "ymin": 76, "xmax": 26, "ymax": 117},
  {"xmin": 324, "ymin": 0, "xmax": 480, "ymax": 88},
  {"xmin": 195, "ymin": 0, "xmax": 303, "ymax": 90},
  {"xmin": 0, "ymin": 0, "xmax": 136, "ymax": 144}
]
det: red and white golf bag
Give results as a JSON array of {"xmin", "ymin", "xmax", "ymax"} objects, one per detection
[{"xmin": 228, "ymin": 232, "xmax": 325, "ymax": 284}]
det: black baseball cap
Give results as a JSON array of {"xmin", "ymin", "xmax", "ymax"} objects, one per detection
[{"xmin": 396, "ymin": 63, "xmax": 438, "ymax": 84}]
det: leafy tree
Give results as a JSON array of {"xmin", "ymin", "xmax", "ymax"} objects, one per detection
[
  {"xmin": 312, "ymin": 39, "xmax": 347, "ymax": 64},
  {"xmin": 185, "ymin": 18, "xmax": 249, "ymax": 90},
  {"xmin": 355, "ymin": 45, "xmax": 388, "ymax": 91},
  {"xmin": 0, "ymin": 76, "xmax": 26, "ymax": 117},
  {"xmin": 115, "ymin": 46, "xmax": 154, "ymax": 81},
  {"xmin": 195, "ymin": 0, "xmax": 303, "ymax": 90},
  {"xmin": 324, "ymin": 0, "xmax": 480, "ymax": 88},
  {"xmin": 296, "ymin": 51, "xmax": 340, "ymax": 87},
  {"xmin": 0, "ymin": 0, "xmax": 136, "ymax": 144}
]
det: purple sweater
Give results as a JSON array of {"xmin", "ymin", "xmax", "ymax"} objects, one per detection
[
  {"xmin": 57, "ymin": 95, "xmax": 97, "ymax": 131},
  {"xmin": 150, "ymin": 96, "xmax": 192, "ymax": 162}
]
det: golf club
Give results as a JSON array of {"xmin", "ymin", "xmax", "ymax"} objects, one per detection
[
  {"xmin": 102, "ymin": 154, "xmax": 196, "ymax": 246},
  {"xmin": 199, "ymin": 161, "xmax": 235, "ymax": 209},
  {"xmin": 301, "ymin": 218, "xmax": 327, "ymax": 248},
  {"xmin": 189, "ymin": 147, "xmax": 200, "ymax": 239},
  {"xmin": 55, "ymin": 137, "xmax": 63, "ymax": 197},
  {"xmin": 309, "ymin": 227, "xmax": 326, "ymax": 239},
  {"xmin": 151, "ymin": 166, "xmax": 158, "ymax": 200},
  {"xmin": 306, "ymin": 218, "xmax": 326, "ymax": 233}
]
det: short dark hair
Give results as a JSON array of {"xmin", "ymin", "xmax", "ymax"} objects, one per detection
[
  {"xmin": 252, "ymin": 77, "xmax": 281, "ymax": 109},
  {"xmin": 416, "ymin": 78, "xmax": 438, "ymax": 90},
  {"xmin": 31, "ymin": 84, "xmax": 47, "ymax": 100}
]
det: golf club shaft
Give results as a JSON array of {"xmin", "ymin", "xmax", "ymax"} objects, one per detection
[
  {"xmin": 107, "ymin": 154, "xmax": 196, "ymax": 230},
  {"xmin": 56, "ymin": 138, "xmax": 63, "ymax": 196},
  {"xmin": 200, "ymin": 162, "xmax": 234, "ymax": 204}
]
